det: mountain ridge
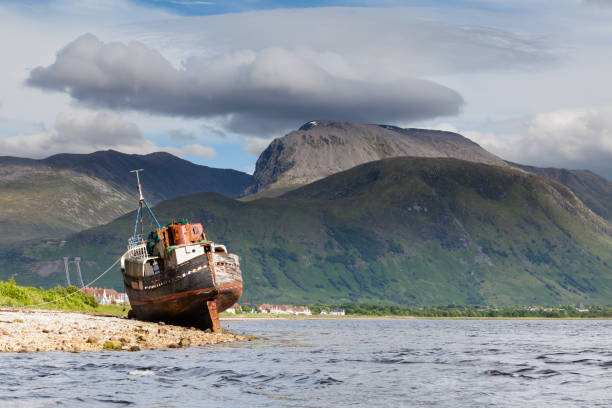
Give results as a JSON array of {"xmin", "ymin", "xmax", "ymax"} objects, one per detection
[
  {"xmin": 0, "ymin": 149, "xmax": 252, "ymax": 202},
  {"xmin": 0, "ymin": 150, "xmax": 252, "ymax": 243}
]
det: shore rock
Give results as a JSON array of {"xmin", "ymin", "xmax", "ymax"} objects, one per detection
[{"xmin": 0, "ymin": 308, "xmax": 248, "ymax": 352}]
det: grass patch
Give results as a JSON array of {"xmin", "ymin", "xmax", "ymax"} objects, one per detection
[{"xmin": 0, "ymin": 278, "xmax": 129, "ymax": 315}]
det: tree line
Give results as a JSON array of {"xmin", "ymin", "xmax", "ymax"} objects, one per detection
[{"xmin": 308, "ymin": 304, "xmax": 612, "ymax": 318}]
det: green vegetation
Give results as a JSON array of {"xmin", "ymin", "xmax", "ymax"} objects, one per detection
[
  {"xmin": 1, "ymin": 157, "xmax": 611, "ymax": 306},
  {"xmin": 239, "ymin": 182, "xmax": 305, "ymax": 201},
  {"xmin": 0, "ymin": 166, "xmax": 135, "ymax": 244},
  {"xmin": 510, "ymin": 163, "xmax": 612, "ymax": 221},
  {"xmin": 103, "ymin": 341, "xmax": 122, "ymax": 350},
  {"xmin": 310, "ymin": 304, "xmax": 612, "ymax": 318},
  {"xmin": 0, "ymin": 278, "xmax": 128, "ymax": 315}
]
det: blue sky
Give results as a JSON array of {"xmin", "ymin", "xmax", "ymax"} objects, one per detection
[
  {"xmin": 130, "ymin": 0, "xmax": 517, "ymax": 16},
  {"xmin": 2, "ymin": 0, "xmax": 612, "ymax": 177}
]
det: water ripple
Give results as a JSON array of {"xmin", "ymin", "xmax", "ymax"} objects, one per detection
[{"xmin": 2, "ymin": 319, "xmax": 612, "ymax": 407}]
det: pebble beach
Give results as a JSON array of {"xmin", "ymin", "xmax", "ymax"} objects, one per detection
[{"xmin": 0, "ymin": 308, "xmax": 248, "ymax": 352}]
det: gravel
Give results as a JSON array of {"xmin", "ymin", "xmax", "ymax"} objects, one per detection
[{"xmin": 0, "ymin": 308, "xmax": 248, "ymax": 352}]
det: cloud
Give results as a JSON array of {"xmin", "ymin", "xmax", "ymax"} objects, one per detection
[
  {"xmin": 122, "ymin": 8, "xmax": 553, "ymax": 77},
  {"xmin": 1, "ymin": 111, "xmax": 179, "ymax": 158},
  {"xmin": 243, "ymin": 137, "xmax": 273, "ymax": 156},
  {"xmin": 435, "ymin": 105, "xmax": 612, "ymax": 180},
  {"xmin": 169, "ymin": 128, "xmax": 197, "ymax": 141},
  {"xmin": 200, "ymin": 123, "xmax": 226, "ymax": 139},
  {"xmin": 524, "ymin": 106, "xmax": 612, "ymax": 166},
  {"xmin": 583, "ymin": 0, "xmax": 612, "ymax": 7},
  {"xmin": 182, "ymin": 143, "xmax": 216, "ymax": 158},
  {"xmin": 27, "ymin": 33, "xmax": 465, "ymax": 136},
  {"xmin": 23, "ymin": 6, "xmax": 559, "ymax": 138},
  {"xmin": 54, "ymin": 111, "xmax": 142, "ymax": 147}
]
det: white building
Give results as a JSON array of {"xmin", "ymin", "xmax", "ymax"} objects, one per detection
[
  {"xmin": 82, "ymin": 287, "xmax": 129, "ymax": 305},
  {"xmin": 259, "ymin": 304, "xmax": 312, "ymax": 315}
]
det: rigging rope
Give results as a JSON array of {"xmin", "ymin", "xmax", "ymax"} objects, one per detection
[{"xmin": 20, "ymin": 251, "xmax": 129, "ymax": 309}]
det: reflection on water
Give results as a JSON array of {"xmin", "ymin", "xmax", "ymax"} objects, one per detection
[{"xmin": 1, "ymin": 319, "xmax": 612, "ymax": 407}]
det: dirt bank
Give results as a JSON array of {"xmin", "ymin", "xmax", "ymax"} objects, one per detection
[{"xmin": 0, "ymin": 308, "xmax": 249, "ymax": 352}]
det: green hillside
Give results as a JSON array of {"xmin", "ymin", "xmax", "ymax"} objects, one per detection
[
  {"xmin": 0, "ymin": 165, "xmax": 134, "ymax": 243},
  {"xmin": 509, "ymin": 162, "xmax": 612, "ymax": 221},
  {"xmin": 2, "ymin": 157, "xmax": 611, "ymax": 306}
]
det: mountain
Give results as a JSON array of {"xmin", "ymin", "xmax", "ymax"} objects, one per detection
[
  {"xmin": 0, "ymin": 150, "xmax": 252, "ymax": 243},
  {"xmin": 3, "ymin": 156, "xmax": 611, "ymax": 306},
  {"xmin": 246, "ymin": 120, "xmax": 507, "ymax": 195},
  {"xmin": 509, "ymin": 162, "xmax": 612, "ymax": 221}
]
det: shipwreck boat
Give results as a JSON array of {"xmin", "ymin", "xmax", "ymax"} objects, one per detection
[{"xmin": 120, "ymin": 169, "xmax": 242, "ymax": 331}]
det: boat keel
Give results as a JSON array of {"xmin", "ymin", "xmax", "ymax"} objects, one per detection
[{"xmin": 205, "ymin": 300, "xmax": 221, "ymax": 332}]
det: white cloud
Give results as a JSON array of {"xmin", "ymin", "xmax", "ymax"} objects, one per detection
[
  {"xmin": 434, "ymin": 105, "xmax": 612, "ymax": 179},
  {"xmin": 0, "ymin": 0, "xmax": 174, "ymax": 126},
  {"xmin": 119, "ymin": 7, "xmax": 553, "ymax": 77},
  {"xmin": 182, "ymin": 144, "xmax": 216, "ymax": 158},
  {"xmin": 526, "ymin": 106, "xmax": 612, "ymax": 161},
  {"xmin": 27, "ymin": 34, "xmax": 465, "ymax": 136},
  {"xmin": 1, "ymin": 111, "xmax": 179, "ymax": 158},
  {"xmin": 243, "ymin": 137, "xmax": 273, "ymax": 156}
]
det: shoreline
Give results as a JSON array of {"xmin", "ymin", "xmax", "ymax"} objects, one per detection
[
  {"xmin": 221, "ymin": 315, "xmax": 416, "ymax": 320},
  {"xmin": 220, "ymin": 314, "xmax": 612, "ymax": 321},
  {"xmin": 0, "ymin": 307, "xmax": 250, "ymax": 353}
]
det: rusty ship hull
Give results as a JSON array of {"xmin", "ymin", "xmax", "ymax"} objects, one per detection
[
  {"xmin": 123, "ymin": 251, "xmax": 242, "ymax": 329},
  {"xmin": 123, "ymin": 222, "xmax": 245, "ymax": 333}
]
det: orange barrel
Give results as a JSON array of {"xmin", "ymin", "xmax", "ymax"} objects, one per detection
[{"xmin": 170, "ymin": 223, "xmax": 188, "ymax": 245}]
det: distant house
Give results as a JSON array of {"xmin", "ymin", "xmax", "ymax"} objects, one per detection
[
  {"xmin": 259, "ymin": 304, "xmax": 312, "ymax": 315},
  {"xmin": 225, "ymin": 306, "xmax": 236, "ymax": 314},
  {"xmin": 82, "ymin": 287, "xmax": 129, "ymax": 305},
  {"xmin": 258, "ymin": 304, "xmax": 287, "ymax": 314},
  {"xmin": 320, "ymin": 310, "xmax": 329, "ymax": 315},
  {"xmin": 329, "ymin": 308, "xmax": 345, "ymax": 316},
  {"xmin": 293, "ymin": 306, "xmax": 312, "ymax": 316}
]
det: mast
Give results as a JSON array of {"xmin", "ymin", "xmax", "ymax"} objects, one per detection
[
  {"xmin": 130, "ymin": 169, "xmax": 161, "ymax": 242},
  {"xmin": 132, "ymin": 168, "xmax": 145, "ymax": 202}
]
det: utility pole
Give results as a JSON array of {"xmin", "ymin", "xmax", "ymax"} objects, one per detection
[
  {"xmin": 62, "ymin": 256, "xmax": 85, "ymax": 288},
  {"xmin": 63, "ymin": 257, "xmax": 71, "ymax": 286},
  {"xmin": 74, "ymin": 257, "xmax": 84, "ymax": 288}
]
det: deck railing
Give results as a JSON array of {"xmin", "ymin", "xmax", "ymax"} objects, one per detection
[{"xmin": 127, "ymin": 235, "xmax": 148, "ymax": 259}]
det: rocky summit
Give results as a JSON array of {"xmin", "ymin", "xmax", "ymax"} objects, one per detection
[{"xmin": 246, "ymin": 120, "xmax": 507, "ymax": 194}]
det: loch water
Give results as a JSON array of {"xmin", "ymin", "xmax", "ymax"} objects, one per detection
[{"xmin": 1, "ymin": 319, "xmax": 612, "ymax": 407}]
